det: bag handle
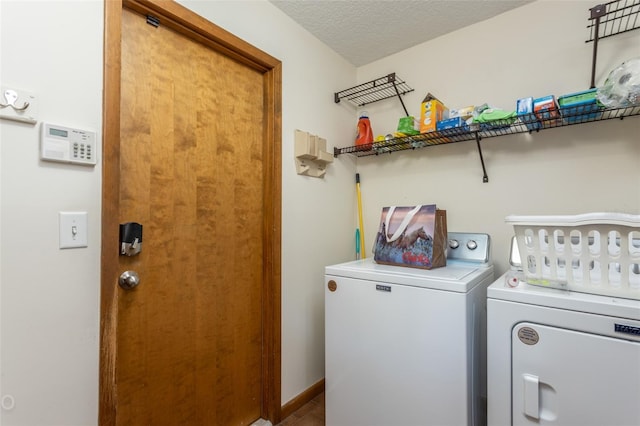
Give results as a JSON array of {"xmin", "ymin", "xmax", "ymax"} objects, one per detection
[{"xmin": 384, "ymin": 205, "xmax": 422, "ymax": 243}]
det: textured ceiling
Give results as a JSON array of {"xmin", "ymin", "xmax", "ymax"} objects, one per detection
[{"xmin": 269, "ymin": 0, "xmax": 533, "ymax": 66}]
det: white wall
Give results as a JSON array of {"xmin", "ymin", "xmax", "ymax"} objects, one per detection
[
  {"xmin": 356, "ymin": 0, "xmax": 640, "ymax": 277},
  {"xmin": 0, "ymin": 1, "xmax": 103, "ymax": 425}
]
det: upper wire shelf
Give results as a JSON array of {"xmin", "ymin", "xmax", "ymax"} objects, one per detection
[
  {"xmin": 334, "ymin": 73, "xmax": 414, "ymax": 107},
  {"xmin": 586, "ymin": 0, "xmax": 640, "ymax": 42}
]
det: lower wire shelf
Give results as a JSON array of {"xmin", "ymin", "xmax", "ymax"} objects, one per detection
[{"xmin": 334, "ymin": 105, "xmax": 640, "ymax": 158}]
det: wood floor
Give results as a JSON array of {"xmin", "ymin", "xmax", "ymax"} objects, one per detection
[{"xmin": 277, "ymin": 392, "xmax": 325, "ymax": 426}]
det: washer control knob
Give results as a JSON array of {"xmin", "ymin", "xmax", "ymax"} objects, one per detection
[
  {"xmin": 449, "ymin": 239, "xmax": 459, "ymax": 249},
  {"xmin": 467, "ymin": 240, "xmax": 478, "ymax": 250},
  {"xmin": 506, "ymin": 272, "xmax": 520, "ymax": 287}
]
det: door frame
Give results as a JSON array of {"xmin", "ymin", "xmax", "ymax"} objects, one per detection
[{"xmin": 99, "ymin": 1, "xmax": 282, "ymax": 424}]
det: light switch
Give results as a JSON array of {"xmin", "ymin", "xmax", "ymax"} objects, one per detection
[{"xmin": 59, "ymin": 212, "xmax": 88, "ymax": 249}]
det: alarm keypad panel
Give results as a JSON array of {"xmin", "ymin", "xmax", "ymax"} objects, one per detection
[{"xmin": 41, "ymin": 123, "xmax": 97, "ymax": 166}]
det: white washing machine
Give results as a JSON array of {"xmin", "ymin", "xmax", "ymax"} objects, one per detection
[
  {"xmin": 325, "ymin": 232, "xmax": 494, "ymax": 426},
  {"xmin": 487, "ymin": 240, "xmax": 640, "ymax": 426}
]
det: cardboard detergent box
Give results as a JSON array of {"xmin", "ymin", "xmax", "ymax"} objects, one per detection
[
  {"xmin": 420, "ymin": 93, "xmax": 448, "ymax": 133},
  {"xmin": 436, "ymin": 117, "xmax": 468, "ymax": 131},
  {"xmin": 533, "ymin": 95, "xmax": 561, "ymax": 124},
  {"xmin": 449, "ymin": 105, "xmax": 475, "ymax": 120}
]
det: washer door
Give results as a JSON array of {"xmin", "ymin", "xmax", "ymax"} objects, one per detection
[{"xmin": 512, "ymin": 322, "xmax": 640, "ymax": 426}]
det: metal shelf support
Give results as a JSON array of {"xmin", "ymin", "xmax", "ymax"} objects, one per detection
[
  {"xmin": 589, "ymin": 4, "xmax": 607, "ymax": 88},
  {"xmin": 475, "ymin": 133, "xmax": 489, "ymax": 183},
  {"xmin": 390, "ymin": 74, "xmax": 410, "ymax": 116}
]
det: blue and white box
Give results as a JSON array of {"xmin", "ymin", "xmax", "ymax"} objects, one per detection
[
  {"xmin": 516, "ymin": 97, "xmax": 540, "ymax": 131},
  {"xmin": 436, "ymin": 117, "xmax": 468, "ymax": 132}
]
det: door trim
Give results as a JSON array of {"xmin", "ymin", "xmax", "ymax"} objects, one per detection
[{"xmin": 99, "ymin": 1, "xmax": 282, "ymax": 424}]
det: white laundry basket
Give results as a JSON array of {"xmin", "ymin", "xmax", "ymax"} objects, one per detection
[{"xmin": 506, "ymin": 213, "xmax": 640, "ymax": 300}]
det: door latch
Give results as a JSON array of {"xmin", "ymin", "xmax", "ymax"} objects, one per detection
[{"xmin": 120, "ymin": 222, "xmax": 143, "ymax": 256}]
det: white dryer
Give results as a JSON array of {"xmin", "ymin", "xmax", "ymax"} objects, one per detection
[{"xmin": 488, "ymin": 258, "xmax": 640, "ymax": 424}]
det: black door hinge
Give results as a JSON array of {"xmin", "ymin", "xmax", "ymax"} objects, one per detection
[{"xmin": 146, "ymin": 15, "xmax": 160, "ymax": 28}]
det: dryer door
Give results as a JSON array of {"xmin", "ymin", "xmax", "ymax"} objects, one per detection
[{"xmin": 512, "ymin": 322, "xmax": 640, "ymax": 426}]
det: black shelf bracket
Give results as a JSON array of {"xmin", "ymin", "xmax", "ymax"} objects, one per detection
[
  {"xmin": 390, "ymin": 74, "xmax": 410, "ymax": 116},
  {"xmin": 588, "ymin": 4, "xmax": 607, "ymax": 88},
  {"xmin": 475, "ymin": 133, "xmax": 489, "ymax": 183}
]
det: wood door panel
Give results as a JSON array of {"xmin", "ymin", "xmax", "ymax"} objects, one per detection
[
  {"xmin": 102, "ymin": 0, "xmax": 281, "ymax": 423},
  {"xmin": 115, "ymin": 8, "xmax": 264, "ymax": 425}
]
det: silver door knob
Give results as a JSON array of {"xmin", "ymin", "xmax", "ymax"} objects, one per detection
[{"xmin": 119, "ymin": 270, "xmax": 140, "ymax": 290}]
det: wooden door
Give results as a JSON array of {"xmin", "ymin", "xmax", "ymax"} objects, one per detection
[{"xmin": 100, "ymin": 1, "xmax": 282, "ymax": 425}]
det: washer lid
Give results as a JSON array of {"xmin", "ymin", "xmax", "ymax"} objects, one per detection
[{"xmin": 325, "ymin": 258, "xmax": 494, "ymax": 292}]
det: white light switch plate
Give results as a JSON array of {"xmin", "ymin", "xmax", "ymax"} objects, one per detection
[{"xmin": 59, "ymin": 212, "xmax": 88, "ymax": 249}]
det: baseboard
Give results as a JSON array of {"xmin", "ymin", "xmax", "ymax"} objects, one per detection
[{"xmin": 280, "ymin": 378, "xmax": 325, "ymax": 420}]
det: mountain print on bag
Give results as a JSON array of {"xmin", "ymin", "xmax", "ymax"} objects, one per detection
[{"xmin": 374, "ymin": 205, "xmax": 447, "ymax": 269}]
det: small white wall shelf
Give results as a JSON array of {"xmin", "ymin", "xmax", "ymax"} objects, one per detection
[{"xmin": 294, "ymin": 130, "xmax": 333, "ymax": 178}]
